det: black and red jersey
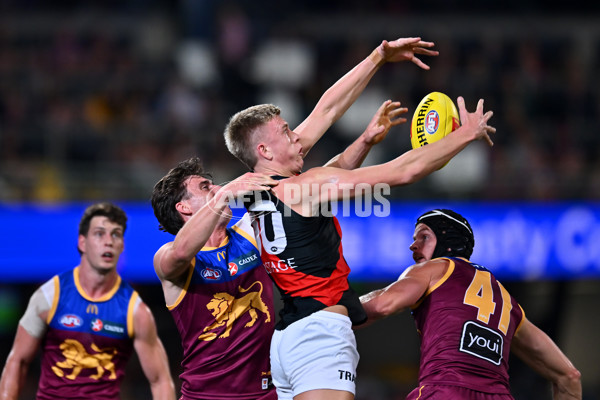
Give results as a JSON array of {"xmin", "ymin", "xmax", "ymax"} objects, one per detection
[{"xmin": 246, "ymin": 183, "xmax": 366, "ymax": 330}]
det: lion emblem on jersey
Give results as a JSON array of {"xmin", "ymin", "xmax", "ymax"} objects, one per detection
[
  {"xmin": 198, "ymin": 281, "xmax": 271, "ymax": 341},
  {"xmin": 51, "ymin": 339, "xmax": 117, "ymax": 380}
]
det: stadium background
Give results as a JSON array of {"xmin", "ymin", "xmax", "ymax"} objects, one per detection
[{"xmin": 0, "ymin": 0, "xmax": 599, "ymax": 398}]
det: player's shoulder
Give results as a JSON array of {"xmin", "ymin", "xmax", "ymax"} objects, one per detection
[
  {"xmin": 153, "ymin": 240, "xmax": 174, "ymax": 260},
  {"xmin": 420, "ymin": 258, "xmax": 453, "ymax": 285}
]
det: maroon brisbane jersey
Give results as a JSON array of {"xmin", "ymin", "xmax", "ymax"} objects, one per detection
[
  {"xmin": 246, "ymin": 187, "xmax": 367, "ymax": 330},
  {"xmin": 38, "ymin": 268, "xmax": 136, "ymax": 400},
  {"xmin": 168, "ymin": 216, "xmax": 275, "ymax": 400},
  {"xmin": 411, "ymin": 257, "xmax": 525, "ymax": 394}
]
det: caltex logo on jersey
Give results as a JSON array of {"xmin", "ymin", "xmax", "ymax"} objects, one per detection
[
  {"xmin": 425, "ymin": 110, "xmax": 439, "ymax": 134},
  {"xmin": 91, "ymin": 318, "xmax": 104, "ymax": 332},
  {"xmin": 228, "ymin": 262, "xmax": 238, "ymax": 276},
  {"xmin": 202, "ymin": 267, "xmax": 222, "ymax": 280},
  {"xmin": 59, "ymin": 314, "xmax": 82, "ymax": 328}
]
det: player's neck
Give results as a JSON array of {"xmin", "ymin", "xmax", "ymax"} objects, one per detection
[
  {"xmin": 204, "ymin": 224, "xmax": 228, "ymax": 248},
  {"xmin": 254, "ymin": 163, "xmax": 293, "ymax": 178},
  {"xmin": 76, "ymin": 263, "xmax": 120, "ymax": 299}
]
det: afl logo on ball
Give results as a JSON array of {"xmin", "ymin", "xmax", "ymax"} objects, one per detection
[{"xmin": 425, "ymin": 110, "xmax": 439, "ymax": 134}]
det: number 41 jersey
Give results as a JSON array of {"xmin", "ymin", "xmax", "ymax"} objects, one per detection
[{"xmin": 411, "ymin": 257, "xmax": 524, "ymax": 395}]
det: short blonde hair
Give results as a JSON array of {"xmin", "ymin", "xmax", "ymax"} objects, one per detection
[{"xmin": 224, "ymin": 104, "xmax": 281, "ymax": 170}]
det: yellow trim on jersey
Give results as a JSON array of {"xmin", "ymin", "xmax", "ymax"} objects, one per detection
[
  {"xmin": 46, "ymin": 276, "xmax": 60, "ymax": 324},
  {"xmin": 201, "ymin": 219, "xmax": 257, "ymax": 251},
  {"xmin": 74, "ymin": 266, "xmax": 122, "ymax": 302},
  {"xmin": 410, "ymin": 257, "xmax": 455, "ymax": 310},
  {"xmin": 514, "ymin": 304, "xmax": 526, "ymax": 334},
  {"xmin": 232, "ymin": 223, "xmax": 258, "ymax": 248},
  {"xmin": 201, "ymin": 236, "xmax": 230, "ymax": 251},
  {"xmin": 127, "ymin": 291, "xmax": 139, "ymax": 338},
  {"xmin": 426, "ymin": 258, "xmax": 455, "ymax": 295},
  {"xmin": 167, "ymin": 258, "xmax": 195, "ymax": 310},
  {"xmin": 415, "ymin": 385, "xmax": 425, "ymax": 400}
]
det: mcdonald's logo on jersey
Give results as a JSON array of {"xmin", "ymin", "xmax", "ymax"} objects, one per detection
[
  {"xmin": 86, "ymin": 304, "xmax": 99, "ymax": 315},
  {"xmin": 216, "ymin": 251, "xmax": 227, "ymax": 262}
]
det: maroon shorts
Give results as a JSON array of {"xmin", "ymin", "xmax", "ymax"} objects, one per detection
[
  {"xmin": 406, "ymin": 384, "xmax": 514, "ymax": 400},
  {"xmin": 179, "ymin": 388, "xmax": 276, "ymax": 400}
]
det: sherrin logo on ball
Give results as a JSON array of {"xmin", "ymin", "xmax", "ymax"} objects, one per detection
[{"xmin": 410, "ymin": 92, "xmax": 460, "ymax": 149}]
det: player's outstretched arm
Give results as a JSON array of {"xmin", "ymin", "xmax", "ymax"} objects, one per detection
[
  {"xmin": 295, "ymin": 37, "xmax": 438, "ymax": 156},
  {"xmin": 290, "ymin": 96, "xmax": 494, "ymax": 210},
  {"xmin": 359, "ymin": 259, "xmax": 448, "ymax": 326},
  {"xmin": 324, "ymin": 100, "xmax": 407, "ymax": 169},
  {"xmin": 133, "ymin": 301, "xmax": 176, "ymax": 400},
  {"xmin": 153, "ymin": 172, "xmax": 278, "ymax": 282},
  {"xmin": 511, "ymin": 318, "xmax": 581, "ymax": 400}
]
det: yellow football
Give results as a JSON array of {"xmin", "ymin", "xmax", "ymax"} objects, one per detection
[{"xmin": 410, "ymin": 92, "xmax": 460, "ymax": 149}]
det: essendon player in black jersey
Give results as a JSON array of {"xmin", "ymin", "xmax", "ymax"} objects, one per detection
[
  {"xmin": 224, "ymin": 41, "xmax": 495, "ymax": 399},
  {"xmin": 360, "ymin": 209, "xmax": 581, "ymax": 400},
  {"xmin": 247, "ymin": 182, "xmax": 366, "ymax": 330}
]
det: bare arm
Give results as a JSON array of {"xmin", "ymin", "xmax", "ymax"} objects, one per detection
[
  {"xmin": 280, "ymin": 97, "xmax": 495, "ymax": 213},
  {"xmin": 359, "ymin": 259, "xmax": 448, "ymax": 325},
  {"xmin": 0, "ymin": 325, "xmax": 42, "ymax": 400},
  {"xmin": 324, "ymin": 100, "xmax": 407, "ymax": 169},
  {"xmin": 133, "ymin": 302, "xmax": 176, "ymax": 400},
  {"xmin": 296, "ymin": 37, "xmax": 438, "ymax": 155},
  {"xmin": 511, "ymin": 318, "xmax": 581, "ymax": 400},
  {"xmin": 153, "ymin": 172, "xmax": 278, "ymax": 282}
]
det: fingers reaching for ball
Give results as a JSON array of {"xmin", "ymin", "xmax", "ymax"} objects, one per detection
[{"xmin": 456, "ymin": 96, "xmax": 496, "ymax": 147}]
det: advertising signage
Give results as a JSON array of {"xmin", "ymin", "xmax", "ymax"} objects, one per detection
[{"xmin": 0, "ymin": 201, "xmax": 598, "ymax": 283}]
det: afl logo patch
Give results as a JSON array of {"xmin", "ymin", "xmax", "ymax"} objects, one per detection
[
  {"xmin": 425, "ymin": 110, "xmax": 439, "ymax": 134},
  {"xmin": 201, "ymin": 267, "xmax": 222, "ymax": 281},
  {"xmin": 59, "ymin": 314, "xmax": 82, "ymax": 328},
  {"xmin": 228, "ymin": 262, "xmax": 238, "ymax": 276},
  {"xmin": 91, "ymin": 318, "xmax": 104, "ymax": 332}
]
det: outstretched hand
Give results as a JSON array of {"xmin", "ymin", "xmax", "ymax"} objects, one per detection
[
  {"xmin": 363, "ymin": 100, "xmax": 408, "ymax": 145},
  {"xmin": 216, "ymin": 173, "xmax": 279, "ymax": 207},
  {"xmin": 377, "ymin": 37, "xmax": 439, "ymax": 70},
  {"xmin": 456, "ymin": 97, "xmax": 496, "ymax": 147}
]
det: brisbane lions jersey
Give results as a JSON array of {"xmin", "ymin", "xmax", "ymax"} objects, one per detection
[
  {"xmin": 411, "ymin": 257, "xmax": 525, "ymax": 394},
  {"xmin": 246, "ymin": 185, "xmax": 367, "ymax": 330},
  {"xmin": 168, "ymin": 214, "xmax": 275, "ymax": 400},
  {"xmin": 38, "ymin": 267, "xmax": 136, "ymax": 400}
]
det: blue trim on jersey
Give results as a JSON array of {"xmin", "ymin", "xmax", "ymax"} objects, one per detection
[
  {"xmin": 194, "ymin": 226, "xmax": 262, "ymax": 284},
  {"xmin": 446, "ymin": 257, "xmax": 491, "ymax": 273},
  {"xmin": 48, "ymin": 270, "xmax": 134, "ymax": 339}
]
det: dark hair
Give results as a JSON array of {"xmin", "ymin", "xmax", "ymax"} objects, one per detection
[
  {"xmin": 151, "ymin": 157, "xmax": 212, "ymax": 235},
  {"xmin": 416, "ymin": 209, "xmax": 475, "ymax": 259},
  {"xmin": 224, "ymin": 104, "xmax": 281, "ymax": 170},
  {"xmin": 78, "ymin": 202, "xmax": 128, "ymax": 255},
  {"xmin": 79, "ymin": 202, "xmax": 128, "ymax": 236}
]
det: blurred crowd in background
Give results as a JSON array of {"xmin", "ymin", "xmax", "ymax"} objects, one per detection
[
  {"xmin": 1, "ymin": 1, "xmax": 599, "ymax": 399},
  {"xmin": 1, "ymin": 0, "xmax": 600, "ymax": 202}
]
